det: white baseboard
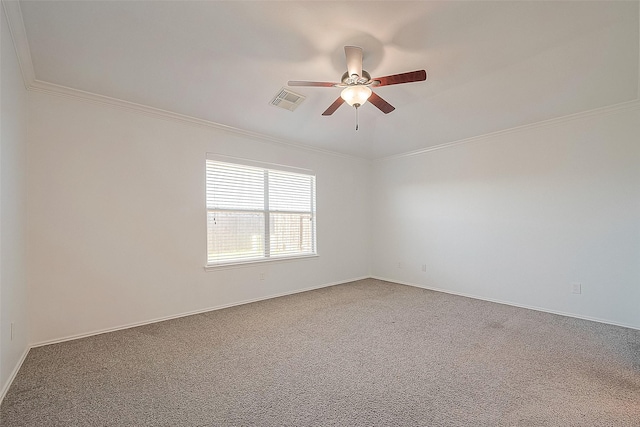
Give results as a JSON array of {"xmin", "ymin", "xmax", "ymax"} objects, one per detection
[
  {"xmin": 0, "ymin": 346, "xmax": 30, "ymax": 406},
  {"xmin": 370, "ymin": 276, "xmax": 640, "ymax": 331},
  {"xmin": 31, "ymin": 276, "xmax": 370, "ymax": 348},
  {"xmin": 14, "ymin": 274, "xmax": 636, "ymax": 406}
]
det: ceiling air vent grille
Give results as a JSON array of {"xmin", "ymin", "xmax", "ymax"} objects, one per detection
[{"xmin": 270, "ymin": 88, "xmax": 305, "ymax": 111}]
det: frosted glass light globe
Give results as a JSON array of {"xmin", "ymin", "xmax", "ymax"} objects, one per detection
[{"xmin": 340, "ymin": 86, "xmax": 372, "ymax": 107}]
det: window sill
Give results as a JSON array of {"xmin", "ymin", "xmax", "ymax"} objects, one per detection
[{"xmin": 204, "ymin": 254, "xmax": 319, "ymax": 271}]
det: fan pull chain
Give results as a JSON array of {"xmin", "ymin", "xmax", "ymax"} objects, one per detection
[{"xmin": 355, "ymin": 105, "xmax": 359, "ymax": 131}]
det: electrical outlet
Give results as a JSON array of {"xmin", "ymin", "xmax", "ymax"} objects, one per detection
[
  {"xmin": 259, "ymin": 272, "xmax": 265, "ymax": 281},
  {"xmin": 421, "ymin": 264, "xmax": 427, "ymax": 272},
  {"xmin": 571, "ymin": 283, "xmax": 582, "ymax": 294}
]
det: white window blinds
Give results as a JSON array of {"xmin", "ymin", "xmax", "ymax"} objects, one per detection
[{"xmin": 206, "ymin": 158, "xmax": 316, "ymax": 266}]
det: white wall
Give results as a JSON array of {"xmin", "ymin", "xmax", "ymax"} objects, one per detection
[
  {"xmin": 24, "ymin": 88, "xmax": 640, "ymax": 346},
  {"xmin": 27, "ymin": 91, "xmax": 371, "ymax": 345},
  {"xmin": 1, "ymin": 5, "xmax": 29, "ymax": 398},
  {"xmin": 371, "ymin": 105, "xmax": 640, "ymax": 329}
]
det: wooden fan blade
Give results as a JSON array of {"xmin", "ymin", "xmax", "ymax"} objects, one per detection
[
  {"xmin": 369, "ymin": 92, "xmax": 395, "ymax": 114},
  {"xmin": 372, "ymin": 70, "xmax": 427, "ymax": 87},
  {"xmin": 322, "ymin": 97, "xmax": 345, "ymax": 116},
  {"xmin": 345, "ymin": 46, "xmax": 363, "ymax": 78},
  {"xmin": 288, "ymin": 81, "xmax": 339, "ymax": 87}
]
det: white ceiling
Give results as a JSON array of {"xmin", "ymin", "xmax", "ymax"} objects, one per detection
[{"xmin": 16, "ymin": 1, "xmax": 640, "ymax": 159}]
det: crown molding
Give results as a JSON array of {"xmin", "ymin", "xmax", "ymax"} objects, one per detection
[
  {"xmin": 27, "ymin": 77, "xmax": 640, "ymax": 165},
  {"xmin": 5, "ymin": 0, "xmax": 640, "ymax": 162},
  {"xmin": 1, "ymin": 0, "xmax": 364, "ymax": 162},
  {"xmin": 27, "ymin": 79, "xmax": 366, "ymax": 162},
  {"xmin": 28, "ymin": 79, "xmax": 366, "ymax": 161},
  {"xmin": 1, "ymin": 0, "xmax": 35, "ymax": 88},
  {"xmin": 375, "ymin": 98, "xmax": 640, "ymax": 162},
  {"xmin": 23, "ymin": 80, "xmax": 640, "ymax": 165}
]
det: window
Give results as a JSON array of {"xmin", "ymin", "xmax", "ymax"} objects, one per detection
[{"xmin": 206, "ymin": 156, "xmax": 316, "ymax": 266}]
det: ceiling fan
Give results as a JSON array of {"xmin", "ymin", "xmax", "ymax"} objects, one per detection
[{"xmin": 288, "ymin": 46, "xmax": 427, "ymax": 129}]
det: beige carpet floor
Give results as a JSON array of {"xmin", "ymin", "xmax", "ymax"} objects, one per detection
[{"xmin": 1, "ymin": 278, "xmax": 639, "ymax": 426}]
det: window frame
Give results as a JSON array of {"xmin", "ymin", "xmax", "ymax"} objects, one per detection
[{"xmin": 204, "ymin": 154, "xmax": 318, "ymax": 269}]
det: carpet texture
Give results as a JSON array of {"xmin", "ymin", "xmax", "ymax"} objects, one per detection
[{"xmin": 2, "ymin": 279, "xmax": 639, "ymax": 426}]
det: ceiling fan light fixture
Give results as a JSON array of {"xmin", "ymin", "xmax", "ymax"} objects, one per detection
[
  {"xmin": 340, "ymin": 85, "xmax": 372, "ymax": 107},
  {"xmin": 290, "ymin": 45, "xmax": 426, "ymax": 117}
]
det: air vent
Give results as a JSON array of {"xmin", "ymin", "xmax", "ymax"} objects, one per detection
[{"xmin": 270, "ymin": 88, "xmax": 305, "ymax": 111}]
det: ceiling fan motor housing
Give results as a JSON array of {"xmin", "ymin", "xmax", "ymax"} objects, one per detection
[{"xmin": 342, "ymin": 70, "xmax": 371, "ymax": 86}]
